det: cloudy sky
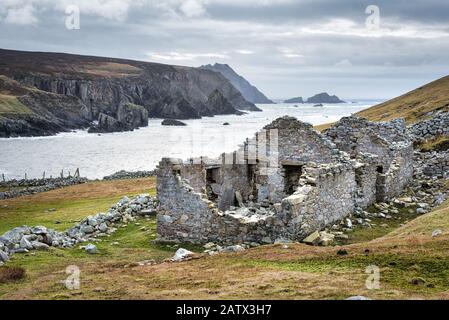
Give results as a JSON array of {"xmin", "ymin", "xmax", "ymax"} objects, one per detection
[{"xmin": 1, "ymin": 0, "xmax": 448, "ymax": 100}]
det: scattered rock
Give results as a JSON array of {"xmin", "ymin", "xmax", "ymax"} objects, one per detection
[
  {"xmin": 302, "ymin": 231, "xmax": 320, "ymax": 245},
  {"xmin": 84, "ymin": 244, "xmax": 98, "ymax": 254},
  {"xmin": 432, "ymin": 229, "xmax": 442, "ymax": 237},
  {"xmin": 220, "ymin": 245, "xmax": 245, "ymax": 253},
  {"xmin": 171, "ymin": 248, "xmax": 194, "ymax": 261},
  {"xmin": 410, "ymin": 277, "xmax": 426, "ymax": 286}
]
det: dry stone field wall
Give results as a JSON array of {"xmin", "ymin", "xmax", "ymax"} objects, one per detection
[
  {"xmin": 0, "ymin": 177, "xmax": 88, "ymax": 200},
  {"xmin": 414, "ymin": 151, "xmax": 449, "ymax": 179},
  {"xmin": 0, "ymin": 194, "xmax": 158, "ymax": 264},
  {"xmin": 156, "ymin": 116, "xmax": 414, "ymax": 245},
  {"xmin": 408, "ymin": 111, "xmax": 449, "ymax": 140}
]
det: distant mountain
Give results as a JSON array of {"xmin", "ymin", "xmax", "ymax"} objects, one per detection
[
  {"xmin": 284, "ymin": 97, "xmax": 304, "ymax": 103},
  {"xmin": 199, "ymin": 63, "xmax": 274, "ymax": 104},
  {"xmin": 0, "ymin": 49, "xmax": 260, "ymax": 137},
  {"xmin": 307, "ymin": 92, "xmax": 345, "ymax": 104}
]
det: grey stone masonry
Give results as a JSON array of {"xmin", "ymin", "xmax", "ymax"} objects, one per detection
[
  {"xmin": 324, "ymin": 116, "xmax": 414, "ymax": 202},
  {"xmin": 156, "ymin": 116, "xmax": 414, "ymax": 245},
  {"xmin": 414, "ymin": 151, "xmax": 449, "ymax": 179},
  {"xmin": 408, "ymin": 111, "xmax": 449, "ymax": 140}
]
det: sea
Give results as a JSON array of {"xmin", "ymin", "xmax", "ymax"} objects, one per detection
[{"xmin": 0, "ymin": 101, "xmax": 381, "ymax": 180}]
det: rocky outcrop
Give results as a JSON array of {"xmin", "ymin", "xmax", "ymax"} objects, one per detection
[
  {"xmin": 200, "ymin": 63, "xmax": 274, "ymax": 104},
  {"xmin": 88, "ymin": 113, "xmax": 126, "ymax": 133},
  {"xmin": 284, "ymin": 97, "xmax": 304, "ymax": 103},
  {"xmin": 161, "ymin": 119, "xmax": 187, "ymax": 126},
  {"xmin": 205, "ymin": 89, "xmax": 244, "ymax": 116},
  {"xmin": 0, "ymin": 48, "xmax": 259, "ymax": 137},
  {"xmin": 117, "ymin": 103, "xmax": 148, "ymax": 129},
  {"xmin": 307, "ymin": 92, "xmax": 345, "ymax": 104}
]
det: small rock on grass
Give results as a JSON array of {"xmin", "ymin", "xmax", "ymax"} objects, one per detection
[
  {"xmin": 346, "ymin": 296, "xmax": 371, "ymax": 300},
  {"xmin": 431, "ymin": 229, "xmax": 442, "ymax": 237},
  {"xmin": 410, "ymin": 277, "xmax": 426, "ymax": 286},
  {"xmin": 171, "ymin": 248, "xmax": 194, "ymax": 261},
  {"xmin": 84, "ymin": 243, "xmax": 98, "ymax": 254}
]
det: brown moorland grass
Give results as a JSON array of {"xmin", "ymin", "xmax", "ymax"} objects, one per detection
[
  {"xmin": 1, "ymin": 178, "xmax": 449, "ymax": 300},
  {"xmin": 356, "ymin": 75, "xmax": 449, "ymax": 124},
  {"xmin": 0, "ymin": 267, "xmax": 26, "ymax": 284}
]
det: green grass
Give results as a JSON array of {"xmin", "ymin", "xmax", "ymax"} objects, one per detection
[
  {"xmin": 0, "ymin": 94, "xmax": 31, "ymax": 114},
  {"xmin": 339, "ymin": 206, "xmax": 420, "ymax": 244}
]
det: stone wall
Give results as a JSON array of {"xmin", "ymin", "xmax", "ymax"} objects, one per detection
[
  {"xmin": 281, "ymin": 162, "xmax": 357, "ymax": 238},
  {"xmin": 414, "ymin": 151, "xmax": 449, "ymax": 178},
  {"xmin": 408, "ymin": 112, "xmax": 449, "ymax": 140},
  {"xmin": 324, "ymin": 116, "xmax": 414, "ymax": 202}
]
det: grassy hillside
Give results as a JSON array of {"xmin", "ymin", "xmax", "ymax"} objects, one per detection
[
  {"xmin": 357, "ymin": 76, "xmax": 449, "ymax": 124},
  {"xmin": 1, "ymin": 178, "xmax": 449, "ymax": 299}
]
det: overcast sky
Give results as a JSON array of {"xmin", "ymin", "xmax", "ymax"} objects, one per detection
[{"xmin": 1, "ymin": 0, "xmax": 449, "ymax": 100}]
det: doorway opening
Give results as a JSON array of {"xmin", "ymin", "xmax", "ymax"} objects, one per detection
[{"xmin": 283, "ymin": 164, "xmax": 303, "ymax": 195}]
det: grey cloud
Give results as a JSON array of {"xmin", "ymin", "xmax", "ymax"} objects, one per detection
[{"xmin": 0, "ymin": 0, "xmax": 448, "ymax": 99}]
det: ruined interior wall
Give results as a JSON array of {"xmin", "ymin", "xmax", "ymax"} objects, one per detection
[
  {"xmin": 217, "ymin": 162, "xmax": 254, "ymax": 211},
  {"xmin": 281, "ymin": 162, "xmax": 356, "ymax": 238},
  {"xmin": 383, "ymin": 146, "xmax": 414, "ymax": 199},
  {"xmin": 353, "ymin": 154, "xmax": 379, "ymax": 208},
  {"xmin": 257, "ymin": 117, "xmax": 343, "ymax": 203},
  {"xmin": 181, "ymin": 163, "xmax": 206, "ymax": 193}
]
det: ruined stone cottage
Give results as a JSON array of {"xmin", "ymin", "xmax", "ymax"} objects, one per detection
[{"xmin": 156, "ymin": 116, "xmax": 413, "ymax": 245}]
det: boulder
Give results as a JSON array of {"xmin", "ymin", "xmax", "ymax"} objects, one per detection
[
  {"xmin": 0, "ymin": 250, "xmax": 9, "ymax": 262},
  {"xmin": 302, "ymin": 231, "xmax": 321, "ymax": 245},
  {"xmin": 80, "ymin": 225, "xmax": 94, "ymax": 234},
  {"xmin": 98, "ymin": 223, "xmax": 108, "ymax": 233},
  {"xmin": 31, "ymin": 241, "xmax": 49, "ymax": 250},
  {"xmin": 318, "ymin": 231, "xmax": 335, "ymax": 246}
]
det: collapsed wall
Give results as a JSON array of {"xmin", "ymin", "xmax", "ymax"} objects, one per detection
[{"xmin": 324, "ymin": 116, "xmax": 414, "ymax": 202}]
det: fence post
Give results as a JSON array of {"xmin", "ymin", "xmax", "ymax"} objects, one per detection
[
  {"xmin": 61, "ymin": 170, "xmax": 64, "ymax": 179},
  {"xmin": 2, "ymin": 173, "xmax": 5, "ymax": 182},
  {"xmin": 25, "ymin": 173, "xmax": 27, "ymax": 180},
  {"xmin": 43, "ymin": 171, "xmax": 46, "ymax": 180}
]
